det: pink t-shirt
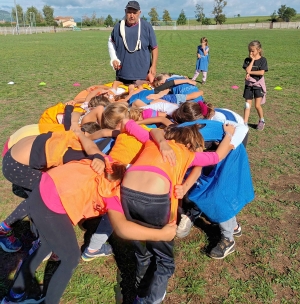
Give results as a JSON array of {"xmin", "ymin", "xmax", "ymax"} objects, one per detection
[
  {"xmin": 39, "ymin": 172, "xmax": 124, "ymax": 216},
  {"xmin": 142, "ymin": 109, "xmax": 158, "ymax": 119}
]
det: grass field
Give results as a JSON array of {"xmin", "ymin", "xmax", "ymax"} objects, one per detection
[{"xmin": 0, "ymin": 29, "xmax": 299, "ymax": 303}]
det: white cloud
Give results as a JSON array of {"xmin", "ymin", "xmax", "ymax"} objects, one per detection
[{"xmin": 1, "ymin": 0, "xmax": 299, "ymax": 19}]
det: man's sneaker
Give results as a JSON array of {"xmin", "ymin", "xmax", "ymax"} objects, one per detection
[
  {"xmin": 0, "ymin": 234, "xmax": 22, "ymax": 253},
  {"xmin": 81, "ymin": 243, "xmax": 113, "ymax": 261},
  {"xmin": 209, "ymin": 237, "xmax": 235, "ymax": 259},
  {"xmin": 256, "ymin": 120, "xmax": 265, "ymax": 131},
  {"xmin": 233, "ymin": 224, "xmax": 242, "ymax": 237},
  {"xmin": 1, "ymin": 292, "xmax": 44, "ymax": 304},
  {"xmin": 176, "ymin": 207, "xmax": 201, "ymax": 238}
]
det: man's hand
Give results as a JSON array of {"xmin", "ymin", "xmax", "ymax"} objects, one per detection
[
  {"xmin": 112, "ymin": 60, "xmax": 121, "ymax": 70},
  {"xmin": 149, "ymin": 65, "xmax": 156, "ymax": 76}
]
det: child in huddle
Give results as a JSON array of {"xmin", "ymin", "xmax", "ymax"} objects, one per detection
[
  {"xmin": 0, "ymin": 122, "xmax": 101, "ymax": 252},
  {"xmin": 121, "ymin": 122, "xmax": 235, "ymax": 303},
  {"xmin": 192, "ymin": 37, "xmax": 210, "ymax": 84},
  {"xmin": 242, "ymin": 40, "xmax": 268, "ymax": 130},
  {"xmin": 1, "ymin": 131, "xmax": 176, "ymax": 303}
]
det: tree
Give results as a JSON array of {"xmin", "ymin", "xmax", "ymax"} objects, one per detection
[
  {"xmin": 195, "ymin": 3, "xmax": 205, "ymax": 23},
  {"xmin": 212, "ymin": 0, "xmax": 227, "ymax": 24},
  {"xmin": 11, "ymin": 5, "xmax": 24, "ymax": 24},
  {"xmin": 162, "ymin": 9, "xmax": 172, "ymax": 23},
  {"xmin": 237, "ymin": 14, "xmax": 240, "ymax": 17},
  {"xmin": 26, "ymin": 7, "xmax": 43, "ymax": 24},
  {"xmin": 148, "ymin": 8, "xmax": 159, "ymax": 24},
  {"xmin": 42, "ymin": 5, "xmax": 55, "ymax": 25},
  {"xmin": 269, "ymin": 10, "xmax": 277, "ymax": 22},
  {"xmin": 177, "ymin": 9, "xmax": 187, "ymax": 25},
  {"xmin": 104, "ymin": 14, "xmax": 114, "ymax": 27},
  {"xmin": 90, "ymin": 11, "xmax": 97, "ymax": 26},
  {"xmin": 202, "ymin": 17, "xmax": 212, "ymax": 25},
  {"xmin": 141, "ymin": 15, "xmax": 147, "ymax": 21},
  {"xmin": 277, "ymin": 5, "xmax": 296, "ymax": 22}
]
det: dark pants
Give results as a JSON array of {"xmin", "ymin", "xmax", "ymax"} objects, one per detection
[
  {"xmin": 12, "ymin": 186, "xmax": 80, "ymax": 304},
  {"xmin": 121, "ymin": 186, "xmax": 175, "ymax": 304}
]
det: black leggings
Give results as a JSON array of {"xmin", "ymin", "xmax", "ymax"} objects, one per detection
[
  {"xmin": 2, "ymin": 149, "xmax": 41, "ymax": 225},
  {"xmin": 12, "ymin": 186, "xmax": 80, "ymax": 304}
]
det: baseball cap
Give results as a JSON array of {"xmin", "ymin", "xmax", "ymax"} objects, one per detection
[{"xmin": 125, "ymin": 1, "xmax": 140, "ymax": 10}]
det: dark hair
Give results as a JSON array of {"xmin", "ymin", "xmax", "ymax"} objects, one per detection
[
  {"xmin": 81, "ymin": 122, "xmax": 101, "ymax": 134},
  {"xmin": 152, "ymin": 73, "xmax": 171, "ymax": 87},
  {"xmin": 164, "ymin": 124, "xmax": 204, "ymax": 152},
  {"xmin": 88, "ymin": 95, "xmax": 110, "ymax": 108},
  {"xmin": 172, "ymin": 101, "xmax": 214, "ymax": 123},
  {"xmin": 105, "ymin": 162, "xmax": 126, "ymax": 181}
]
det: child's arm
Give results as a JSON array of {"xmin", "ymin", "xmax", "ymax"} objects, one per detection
[
  {"xmin": 107, "ymin": 210, "xmax": 176, "ymax": 241},
  {"xmin": 153, "ymin": 79, "xmax": 196, "ymax": 94},
  {"xmin": 186, "ymin": 90, "xmax": 203, "ymax": 101},
  {"xmin": 174, "ymin": 166, "xmax": 202, "ymax": 199},
  {"xmin": 70, "ymin": 111, "xmax": 82, "ymax": 132},
  {"xmin": 146, "ymin": 89, "xmax": 170, "ymax": 100},
  {"xmin": 88, "ymin": 129, "xmax": 120, "ymax": 141},
  {"xmin": 120, "ymin": 118, "xmax": 150, "ymax": 143},
  {"xmin": 137, "ymin": 117, "xmax": 173, "ymax": 127},
  {"xmin": 202, "ymin": 45, "xmax": 209, "ymax": 56}
]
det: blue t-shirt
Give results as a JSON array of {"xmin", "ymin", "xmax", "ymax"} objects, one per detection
[
  {"xmin": 111, "ymin": 19, "xmax": 157, "ymax": 81},
  {"xmin": 168, "ymin": 76, "xmax": 203, "ymax": 102},
  {"xmin": 129, "ymin": 89, "xmax": 155, "ymax": 105}
]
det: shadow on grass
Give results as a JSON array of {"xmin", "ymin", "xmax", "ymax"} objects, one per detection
[{"xmin": 80, "ymin": 217, "xmax": 137, "ymax": 304}]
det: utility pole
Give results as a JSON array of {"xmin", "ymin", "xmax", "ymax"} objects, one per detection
[{"xmin": 14, "ymin": 0, "xmax": 19, "ymax": 34}]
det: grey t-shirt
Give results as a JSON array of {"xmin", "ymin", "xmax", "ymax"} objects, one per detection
[{"xmin": 111, "ymin": 19, "xmax": 157, "ymax": 81}]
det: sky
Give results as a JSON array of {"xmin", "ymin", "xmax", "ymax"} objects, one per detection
[{"xmin": 1, "ymin": 0, "xmax": 299, "ymax": 20}]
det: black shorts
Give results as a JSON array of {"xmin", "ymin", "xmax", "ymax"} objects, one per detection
[
  {"xmin": 116, "ymin": 77, "xmax": 137, "ymax": 85},
  {"xmin": 243, "ymin": 85, "xmax": 264, "ymax": 100}
]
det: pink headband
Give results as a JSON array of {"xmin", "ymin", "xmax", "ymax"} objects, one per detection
[{"xmin": 197, "ymin": 101, "xmax": 208, "ymax": 116}]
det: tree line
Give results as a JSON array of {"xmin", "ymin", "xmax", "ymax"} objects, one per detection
[{"xmin": 7, "ymin": 1, "xmax": 297, "ymax": 27}]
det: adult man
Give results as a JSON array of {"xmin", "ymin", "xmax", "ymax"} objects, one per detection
[{"xmin": 108, "ymin": 1, "xmax": 158, "ymax": 84}]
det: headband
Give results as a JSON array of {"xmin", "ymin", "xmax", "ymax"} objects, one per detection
[{"xmin": 197, "ymin": 101, "xmax": 208, "ymax": 117}]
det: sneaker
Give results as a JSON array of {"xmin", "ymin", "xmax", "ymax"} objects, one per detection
[
  {"xmin": 208, "ymin": 237, "xmax": 235, "ymax": 259},
  {"xmin": 233, "ymin": 224, "xmax": 242, "ymax": 237},
  {"xmin": 81, "ymin": 243, "xmax": 113, "ymax": 261},
  {"xmin": 176, "ymin": 208, "xmax": 201, "ymax": 238},
  {"xmin": 256, "ymin": 120, "xmax": 265, "ymax": 131},
  {"xmin": 202, "ymin": 81, "xmax": 206, "ymax": 84},
  {"xmin": 0, "ymin": 234, "xmax": 22, "ymax": 253},
  {"xmin": 1, "ymin": 293, "xmax": 44, "ymax": 304},
  {"xmin": 0, "ymin": 222, "xmax": 12, "ymax": 236}
]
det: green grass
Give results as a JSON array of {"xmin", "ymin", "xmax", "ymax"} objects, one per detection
[{"xmin": 0, "ymin": 29, "xmax": 300, "ymax": 303}]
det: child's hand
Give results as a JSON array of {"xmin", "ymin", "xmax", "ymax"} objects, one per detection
[
  {"xmin": 223, "ymin": 124, "xmax": 236, "ymax": 136},
  {"xmin": 188, "ymin": 80, "xmax": 197, "ymax": 86},
  {"xmin": 160, "ymin": 221, "xmax": 177, "ymax": 241},
  {"xmin": 174, "ymin": 185, "xmax": 185, "ymax": 199},
  {"xmin": 65, "ymin": 100, "xmax": 76, "ymax": 106},
  {"xmin": 159, "ymin": 141, "xmax": 176, "ymax": 166},
  {"xmin": 91, "ymin": 158, "xmax": 105, "ymax": 174},
  {"xmin": 197, "ymin": 54, "xmax": 201, "ymax": 59},
  {"xmin": 146, "ymin": 93, "xmax": 159, "ymax": 100},
  {"xmin": 70, "ymin": 123, "xmax": 82, "ymax": 133},
  {"xmin": 245, "ymin": 73, "xmax": 250, "ymax": 80}
]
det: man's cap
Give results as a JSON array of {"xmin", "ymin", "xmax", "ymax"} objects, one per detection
[{"xmin": 125, "ymin": 1, "xmax": 140, "ymax": 10}]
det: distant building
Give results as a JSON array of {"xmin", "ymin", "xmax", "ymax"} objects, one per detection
[{"xmin": 54, "ymin": 16, "xmax": 77, "ymax": 27}]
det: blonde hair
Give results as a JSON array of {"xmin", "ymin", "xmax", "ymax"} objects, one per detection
[
  {"xmin": 248, "ymin": 40, "xmax": 263, "ymax": 56},
  {"xmin": 101, "ymin": 102, "xmax": 129, "ymax": 129},
  {"xmin": 152, "ymin": 73, "xmax": 172, "ymax": 87},
  {"xmin": 128, "ymin": 108, "xmax": 143, "ymax": 121}
]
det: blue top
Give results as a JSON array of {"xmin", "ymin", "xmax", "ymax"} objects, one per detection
[
  {"xmin": 129, "ymin": 89, "xmax": 155, "ymax": 105},
  {"xmin": 195, "ymin": 45, "xmax": 209, "ymax": 72},
  {"xmin": 111, "ymin": 19, "xmax": 157, "ymax": 81},
  {"xmin": 168, "ymin": 76, "xmax": 203, "ymax": 102},
  {"xmin": 180, "ymin": 119, "xmax": 254, "ymax": 223}
]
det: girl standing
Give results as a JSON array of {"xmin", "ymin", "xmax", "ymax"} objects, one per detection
[
  {"xmin": 192, "ymin": 37, "xmax": 209, "ymax": 84},
  {"xmin": 243, "ymin": 40, "xmax": 268, "ymax": 130}
]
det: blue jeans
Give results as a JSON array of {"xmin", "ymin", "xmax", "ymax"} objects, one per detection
[{"xmin": 121, "ymin": 186, "xmax": 174, "ymax": 304}]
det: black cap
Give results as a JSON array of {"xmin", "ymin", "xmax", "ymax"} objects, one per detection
[{"xmin": 125, "ymin": 1, "xmax": 140, "ymax": 10}]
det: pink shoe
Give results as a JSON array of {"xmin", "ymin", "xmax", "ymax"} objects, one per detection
[{"xmin": 256, "ymin": 121, "xmax": 265, "ymax": 131}]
